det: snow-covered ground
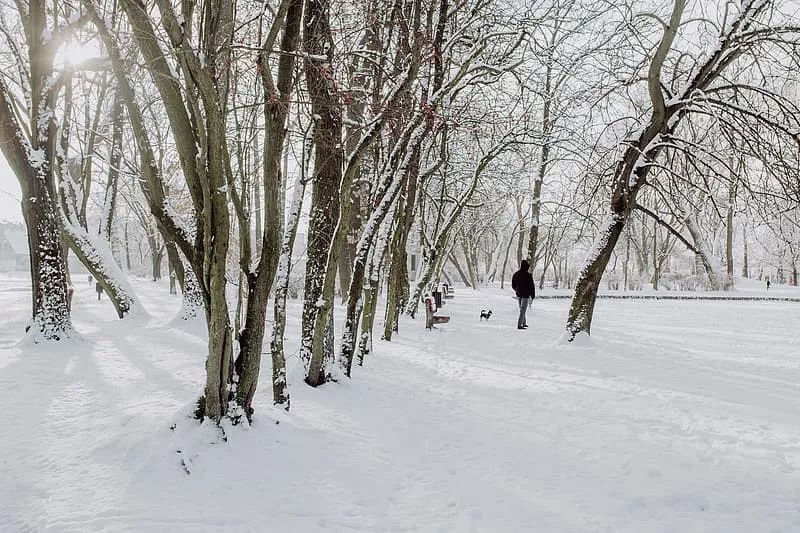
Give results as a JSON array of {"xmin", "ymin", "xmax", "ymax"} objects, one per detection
[
  {"xmin": 535, "ymin": 275, "xmax": 800, "ymax": 299},
  {"xmin": 1, "ymin": 274, "xmax": 799, "ymax": 532}
]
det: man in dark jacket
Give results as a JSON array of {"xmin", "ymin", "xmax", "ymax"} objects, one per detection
[{"xmin": 511, "ymin": 259, "xmax": 535, "ymax": 330}]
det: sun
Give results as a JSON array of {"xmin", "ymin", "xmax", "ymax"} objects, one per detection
[{"xmin": 61, "ymin": 39, "xmax": 102, "ymax": 67}]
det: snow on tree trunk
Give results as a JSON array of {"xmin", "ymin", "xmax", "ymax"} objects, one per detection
[
  {"xmin": 270, "ymin": 173, "xmax": 307, "ymax": 408},
  {"xmin": 0, "ymin": 24, "xmax": 72, "ymax": 341},
  {"xmin": 233, "ymin": 0, "xmax": 303, "ymax": 417},
  {"xmin": 100, "ymin": 93, "xmax": 123, "ymax": 243},
  {"xmin": 300, "ymin": 0, "xmax": 345, "ymax": 387},
  {"xmin": 179, "ymin": 267, "xmax": 203, "ymax": 321},
  {"xmin": 23, "ymin": 185, "xmax": 74, "ymax": 341},
  {"xmin": 357, "ymin": 214, "xmax": 393, "ymax": 366},
  {"xmin": 338, "ymin": 132, "xmax": 424, "ymax": 375},
  {"xmin": 61, "ymin": 219, "xmax": 139, "ymax": 318},
  {"xmin": 566, "ymin": 214, "xmax": 626, "ymax": 339},
  {"xmin": 382, "ymin": 202, "xmax": 411, "ymax": 341}
]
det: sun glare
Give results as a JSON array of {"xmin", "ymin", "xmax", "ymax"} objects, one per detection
[{"xmin": 62, "ymin": 40, "xmax": 101, "ymax": 67}]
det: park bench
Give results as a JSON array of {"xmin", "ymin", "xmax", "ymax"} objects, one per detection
[
  {"xmin": 424, "ymin": 296, "xmax": 450, "ymax": 330},
  {"xmin": 442, "ymin": 284, "xmax": 455, "ymax": 299}
]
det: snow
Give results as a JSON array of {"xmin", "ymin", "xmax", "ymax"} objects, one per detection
[
  {"xmin": 27, "ymin": 147, "xmax": 46, "ymax": 169},
  {"xmin": 1, "ymin": 274, "xmax": 799, "ymax": 531},
  {"xmin": 546, "ymin": 275, "xmax": 800, "ymax": 300}
]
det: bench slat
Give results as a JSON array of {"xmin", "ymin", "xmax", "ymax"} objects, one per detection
[{"xmin": 425, "ymin": 297, "xmax": 450, "ymax": 329}]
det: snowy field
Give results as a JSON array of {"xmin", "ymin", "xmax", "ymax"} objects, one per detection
[{"xmin": 1, "ymin": 274, "xmax": 799, "ymax": 532}]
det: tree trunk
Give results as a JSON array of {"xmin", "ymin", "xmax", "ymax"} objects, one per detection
[
  {"xmin": 515, "ymin": 200, "xmax": 526, "ymax": 265},
  {"xmin": 359, "ymin": 216, "xmax": 393, "ymax": 365},
  {"xmin": 686, "ymin": 214, "xmax": 722, "ymax": 290},
  {"xmin": 382, "ymin": 223, "xmax": 409, "ymax": 340},
  {"xmin": 0, "ymin": 28, "xmax": 72, "ymax": 340},
  {"xmin": 99, "ymin": 90, "xmax": 123, "ymax": 242},
  {"xmin": 339, "ymin": 119, "xmax": 428, "ymax": 373},
  {"xmin": 302, "ymin": 0, "xmax": 345, "ymax": 387},
  {"xmin": 449, "ymin": 252, "xmax": 472, "ymax": 288},
  {"xmin": 61, "ymin": 222, "xmax": 136, "ymax": 318},
  {"xmin": 725, "ymin": 180, "xmax": 736, "ymax": 289},
  {"xmin": 90, "ymin": 0, "xmax": 237, "ymax": 421},
  {"xmin": 742, "ymin": 225, "xmax": 749, "ymax": 278},
  {"xmin": 382, "ymin": 159, "xmax": 419, "ymax": 340},
  {"xmin": 235, "ymin": 0, "xmax": 303, "ymax": 417},
  {"xmin": 623, "ymin": 228, "xmax": 630, "ymax": 290},
  {"xmin": 55, "ymin": 72, "xmax": 137, "ymax": 319},
  {"xmin": 166, "ymin": 240, "xmax": 186, "ymax": 292},
  {"xmin": 179, "ymin": 267, "xmax": 203, "ymax": 320},
  {"xmin": 652, "ymin": 219, "xmax": 659, "ymax": 290},
  {"xmin": 22, "ymin": 183, "xmax": 73, "ymax": 340},
  {"xmin": 340, "ymin": 201, "xmax": 398, "ymax": 374},
  {"xmin": 124, "ymin": 220, "xmax": 133, "ymax": 271},
  {"xmin": 150, "ymin": 239, "xmax": 163, "ymax": 281},
  {"xmin": 469, "ymin": 239, "xmax": 482, "ymax": 285},
  {"xmin": 566, "ymin": 214, "xmax": 626, "ymax": 339},
  {"xmin": 538, "ymin": 260, "xmax": 549, "ymax": 289},
  {"xmin": 500, "ymin": 229, "xmax": 516, "ymax": 289},
  {"xmin": 527, "ymin": 37, "xmax": 555, "ymax": 269},
  {"xmin": 270, "ymin": 156, "xmax": 308, "ymax": 408}
]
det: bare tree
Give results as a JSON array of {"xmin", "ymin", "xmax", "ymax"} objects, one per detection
[
  {"xmin": 0, "ymin": 2, "xmax": 84, "ymax": 339},
  {"xmin": 566, "ymin": 0, "xmax": 800, "ymax": 340}
]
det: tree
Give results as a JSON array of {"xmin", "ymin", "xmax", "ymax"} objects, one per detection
[
  {"xmin": 566, "ymin": 0, "xmax": 800, "ymax": 340},
  {"xmin": 0, "ymin": 1, "xmax": 80, "ymax": 340}
]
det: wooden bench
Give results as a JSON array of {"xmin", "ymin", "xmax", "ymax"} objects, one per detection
[
  {"xmin": 425, "ymin": 297, "xmax": 450, "ymax": 330},
  {"xmin": 442, "ymin": 284, "xmax": 455, "ymax": 299}
]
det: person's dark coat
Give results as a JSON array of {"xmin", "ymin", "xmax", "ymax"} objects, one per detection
[{"xmin": 512, "ymin": 260, "xmax": 535, "ymax": 299}]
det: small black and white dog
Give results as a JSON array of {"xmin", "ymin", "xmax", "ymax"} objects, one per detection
[{"xmin": 480, "ymin": 309, "xmax": 493, "ymax": 321}]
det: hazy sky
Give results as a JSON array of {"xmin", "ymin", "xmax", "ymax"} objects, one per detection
[{"xmin": 0, "ymin": 156, "xmax": 22, "ymax": 223}]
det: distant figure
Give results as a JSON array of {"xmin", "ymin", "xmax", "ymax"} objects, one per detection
[
  {"xmin": 766, "ymin": 279, "xmax": 771, "ymax": 291},
  {"xmin": 511, "ymin": 259, "xmax": 535, "ymax": 330},
  {"xmin": 87, "ymin": 274, "xmax": 93, "ymax": 285},
  {"xmin": 95, "ymin": 281, "xmax": 103, "ymax": 301}
]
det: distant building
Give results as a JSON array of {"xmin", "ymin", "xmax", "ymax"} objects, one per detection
[{"xmin": 0, "ymin": 223, "xmax": 29, "ymax": 271}]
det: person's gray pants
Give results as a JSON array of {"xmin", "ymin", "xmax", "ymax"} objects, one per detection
[{"xmin": 517, "ymin": 297, "xmax": 530, "ymax": 328}]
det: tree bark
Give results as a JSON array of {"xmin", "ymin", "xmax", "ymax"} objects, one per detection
[
  {"xmin": 234, "ymin": 0, "xmax": 303, "ymax": 417},
  {"xmin": 382, "ymin": 157, "xmax": 418, "ymax": 341},
  {"xmin": 358, "ymin": 214, "xmax": 394, "ymax": 365},
  {"xmin": 0, "ymin": 4, "xmax": 72, "ymax": 340},
  {"xmin": 742, "ymin": 225, "xmax": 749, "ymax": 278},
  {"xmin": 301, "ymin": 0, "xmax": 345, "ymax": 386},
  {"xmin": 725, "ymin": 179, "xmax": 736, "ymax": 289},
  {"xmin": 99, "ymin": 90, "xmax": 123, "ymax": 242}
]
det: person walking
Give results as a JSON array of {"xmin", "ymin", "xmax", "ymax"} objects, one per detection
[{"xmin": 511, "ymin": 259, "xmax": 535, "ymax": 330}]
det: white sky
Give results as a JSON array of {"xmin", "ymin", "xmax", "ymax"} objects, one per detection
[{"xmin": 0, "ymin": 155, "xmax": 23, "ymax": 223}]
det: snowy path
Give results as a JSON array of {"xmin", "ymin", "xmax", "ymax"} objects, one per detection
[{"xmin": 1, "ymin": 276, "xmax": 799, "ymax": 532}]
